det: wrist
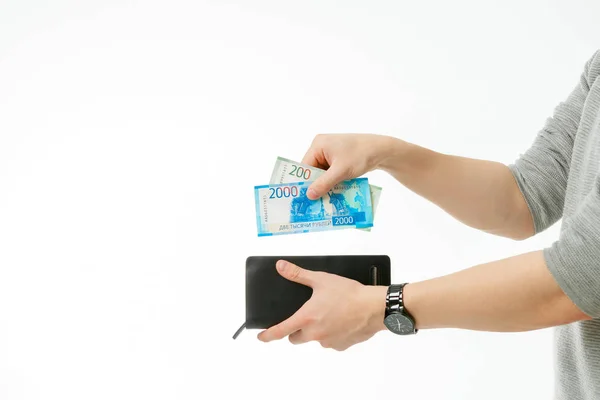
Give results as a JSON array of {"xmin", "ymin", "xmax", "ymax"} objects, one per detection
[
  {"xmin": 365, "ymin": 285, "xmax": 388, "ymax": 332},
  {"xmin": 403, "ymin": 280, "xmax": 435, "ymax": 330},
  {"xmin": 375, "ymin": 136, "xmax": 411, "ymax": 173},
  {"xmin": 402, "ymin": 282, "xmax": 420, "ymax": 330}
]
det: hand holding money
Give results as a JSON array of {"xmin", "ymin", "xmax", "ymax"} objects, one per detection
[
  {"xmin": 299, "ymin": 133, "xmax": 394, "ymax": 199},
  {"xmin": 269, "ymin": 157, "xmax": 381, "ymax": 232},
  {"xmin": 254, "ymin": 134, "xmax": 391, "ymax": 236}
]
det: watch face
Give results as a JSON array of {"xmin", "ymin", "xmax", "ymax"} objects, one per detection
[{"xmin": 384, "ymin": 313, "xmax": 415, "ymax": 335}]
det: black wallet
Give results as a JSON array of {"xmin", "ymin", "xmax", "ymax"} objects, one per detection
[{"xmin": 233, "ymin": 255, "xmax": 391, "ymax": 339}]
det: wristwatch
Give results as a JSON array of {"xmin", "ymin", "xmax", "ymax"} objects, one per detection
[{"xmin": 384, "ymin": 283, "xmax": 418, "ymax": 335}]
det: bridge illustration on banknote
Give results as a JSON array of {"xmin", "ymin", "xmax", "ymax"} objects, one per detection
[{"xmin": 289, "ymin": 187, "xmax": 366, "ymax": 223}]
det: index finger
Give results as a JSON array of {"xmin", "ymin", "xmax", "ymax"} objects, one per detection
[
  {"xmin": 301, "ymin": 137, "xmax": 330, "ymax": 169},
  {"xmin": 301, "ymin": 150, "xmax": 331, "ymax": 172},
  {"xmin": 301, "ymin": 147, "xmax": 319, "ymax": 167},
  {"xmin": 257, "ymin": 310, "xmax": 307, "ymax": 342}
]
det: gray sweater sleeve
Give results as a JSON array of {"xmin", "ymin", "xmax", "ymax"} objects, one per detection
[
  {"xmin": 508, "ymin": 55, "xmax": 594, "ymax": 233},
  {"xmin": 509, "ymin": 51, "xmax": 600, "ymax": 318},
  {"xmin": 544, "ymin": 177, "xmax": 600, "ymax": 318}
]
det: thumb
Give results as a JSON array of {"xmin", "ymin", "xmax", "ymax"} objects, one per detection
[
  {"xmin": 276, "ymin": 260, "xmax": 317, "ymax": 287},
  {"xmin": 307, "ymin": 164, "xmax": 348, "ymax": 200}
]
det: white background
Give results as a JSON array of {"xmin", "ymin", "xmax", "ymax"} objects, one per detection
[{"xmin": 0, "ymin": 1, "xmax": 597, "ymax": 399}]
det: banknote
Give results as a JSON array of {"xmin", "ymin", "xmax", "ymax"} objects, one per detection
[
  {"xmin": 255, "ymin": 178, "xmax": 374, "ymax": 236},
  {"xmin": 269, "ymin": 156, "xmax": 381, "ymax": 231}
]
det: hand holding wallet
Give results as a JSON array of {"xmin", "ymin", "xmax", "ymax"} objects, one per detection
[{"xmin": 233, "ymin": 255, "xmax": 391, "ymax": 339}]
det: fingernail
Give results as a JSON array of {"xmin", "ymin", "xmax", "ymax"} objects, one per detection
[
  {"xmin": 276, "ymin": 260, "xmax": 287, "ymax": 271},
  {"xmin": 307, "ymin": 188, "xmax": 317, "ymax": 199}
]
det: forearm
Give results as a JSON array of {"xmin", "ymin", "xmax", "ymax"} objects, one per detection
[
  {"xmin": 400, "ymin": 250, "xmax": 591, "ymax": 332},
  {"xmin": 378, "ymin": 138, "xmax": 533, "ymax": 239}
]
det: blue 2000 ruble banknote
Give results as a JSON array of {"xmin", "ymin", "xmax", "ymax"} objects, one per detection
[{"xmin": 255, "ymin": 178, "xmax": 374, "ymax": 236}]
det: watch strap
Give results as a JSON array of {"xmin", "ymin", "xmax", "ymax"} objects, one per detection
[{"xmin": 386, "ymin": 283, "xmax": 406, "ymax": 315}]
